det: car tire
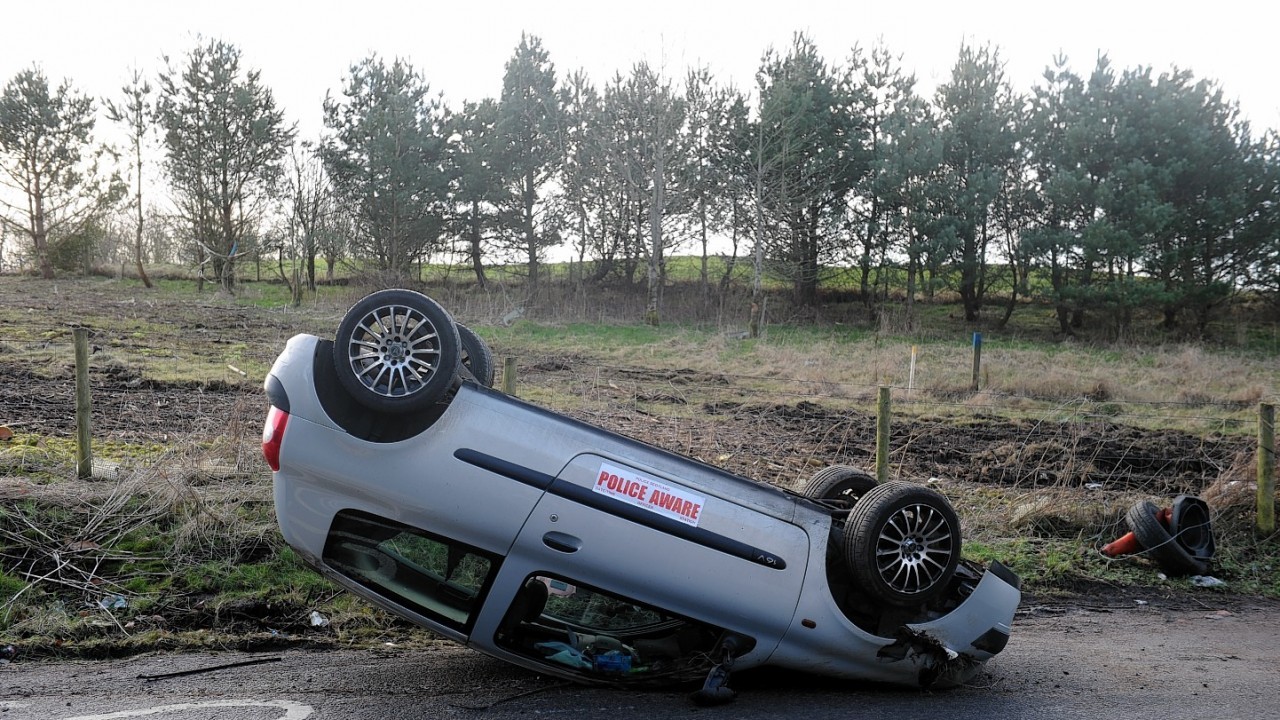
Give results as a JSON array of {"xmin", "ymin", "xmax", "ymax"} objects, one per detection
[
  {"xmin": 332, "ymin": 289, "xmax": 461, "ymax": 415},
  {"xmin": 458, "ymin": 324, "xmax": 495, "ymax": 387},
  {"xmin": 1170, "ymin": 495, "xmax": 1215, "ymax": 560},
  {"xmin": 802, "ymin": 465, "xmax": 877, "ymax": 511},
  {"xmin": 1125, "ymin": 500, "xmax": 1208, "ymax": 576},
  {"xmin": 844, "ymin": 481, "xmax": 961, "ymax": 607}
]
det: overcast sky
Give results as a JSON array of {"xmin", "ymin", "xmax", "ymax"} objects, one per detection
[{"xmin": 5, "ymin": 0, "xmax": 1278, "ymax": 138}]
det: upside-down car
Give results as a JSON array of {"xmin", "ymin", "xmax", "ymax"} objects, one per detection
[{"xmin": 262, "ymin": 289, "xmax": 1019, "ymax": 702}]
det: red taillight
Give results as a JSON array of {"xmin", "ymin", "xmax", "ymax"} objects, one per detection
[{"xmin": 262, "ymin": 405, "xmax": 289, "ymax": 472}]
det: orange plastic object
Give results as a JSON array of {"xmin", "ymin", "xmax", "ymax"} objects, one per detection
[{"xmin": 1102, "ymin": 531, "xmax": 1142, "ymax": 557}]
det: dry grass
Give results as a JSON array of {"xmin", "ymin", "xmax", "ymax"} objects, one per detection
[{"xmin": 0, "ymin": 394, "xmax": 291, "ymax": 642}]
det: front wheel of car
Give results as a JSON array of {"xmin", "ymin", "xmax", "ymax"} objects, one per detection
[
  {"xmin": 843, "ymin": 481, "xmax": 961, "ymax": 607},
  {"xmin": 333, "ymin": 289, "xmax": 461, "ymax": 415}
]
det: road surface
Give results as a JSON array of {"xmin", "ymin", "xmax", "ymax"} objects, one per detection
[{"xmin": 4, "ymin": 600, "xmax": 1277, "ymax": 719}]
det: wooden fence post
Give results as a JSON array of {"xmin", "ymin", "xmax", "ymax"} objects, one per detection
[
  {"xmin": 876, "ymin": 386, "xmax": 890, "ymax": 484},
  {"xmin": 502, "ymin": 356, "xmax": 517, "ymax": 396},
  {"xmin": 1259, "ymin": 402, "xmax": 1275, "ymax": 537},
  {"xmin": 971, "ymin": 332, "xmax": 983, "ymax": 392},
  {"xmin": 74, "ymin": 328, "xmax": 93, "ymax": 479}
]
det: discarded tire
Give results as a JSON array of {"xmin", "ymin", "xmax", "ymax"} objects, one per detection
[
  {"xmin": 1169, "ymin": 495, "xmax": 1215, "ymax": 561},
  {"xmin": 1125, "ymin": 500, "xmax": 1209, "ymax": 576}
]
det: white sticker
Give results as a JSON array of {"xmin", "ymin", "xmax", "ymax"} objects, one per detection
[{"xmin": 594, "ymin": 461, "xmax": 706, "ymax": 527}]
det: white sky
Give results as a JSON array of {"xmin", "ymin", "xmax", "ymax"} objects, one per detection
[{"xmin": 5, "ymin": 0, "xmax": 1279, "ymax": 139}]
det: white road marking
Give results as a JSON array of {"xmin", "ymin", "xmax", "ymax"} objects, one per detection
[{"xmin": 61, "ymin": 699, "xmax": 313, "ymax": 719}]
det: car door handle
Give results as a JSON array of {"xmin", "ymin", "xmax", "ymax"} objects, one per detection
[{"xmin": 542, "ymin": 531, "xmax": 582, "ymax": 554}]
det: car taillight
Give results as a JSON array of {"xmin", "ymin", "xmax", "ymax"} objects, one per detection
[{"xmin": 262, "ymin": 405, "xmax": 289, "ymax": 472}]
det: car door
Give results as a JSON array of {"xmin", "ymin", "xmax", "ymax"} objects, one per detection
[{"xmin": 473, "ymin": 452, "xmax": 809, "ymax": 666}]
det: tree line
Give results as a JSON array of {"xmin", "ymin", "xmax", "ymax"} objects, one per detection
[{"xmin": 0, "ymin": 33, "xmax": 1276, "ymax": 336}]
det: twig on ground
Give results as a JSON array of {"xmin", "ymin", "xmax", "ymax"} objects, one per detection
[{"xmin": 137, "ymin": 656, "xmax": 283, "ymax": 681}]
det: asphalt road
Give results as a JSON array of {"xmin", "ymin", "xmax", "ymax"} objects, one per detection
[{"xmin": 4, "ymin": 600, "xmax": 1277, "ymax": 720}]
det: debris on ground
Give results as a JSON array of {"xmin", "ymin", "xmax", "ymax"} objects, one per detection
[
  {"xmin": 1190, "ymin": 576, "xmax": 1226, "ymax": 588},
  {"xmin": 96, "ymin": 595, "xmax": 127, "ymax": 610},
  {"xmin": 1102, "ymin": 495, "xmax": 1216, "ymax": 576}
]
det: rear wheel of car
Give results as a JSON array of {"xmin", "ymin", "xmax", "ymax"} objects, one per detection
[
  {"xmin": 1125, "ymin": 499, "xmax": 1208, "ymax": 576},
  {"xmin": 844, "ymin": 481, "xmax": 961, "ymax": 607},
  {"xmin": 458, "ymin": 324, "xmax": 495, "ymax": 387},
  {"xmin": 333, "ymin": 289, "xmax": 461, "ymax": 414},
  {"xmin": 802, "ymin": 465, "xmax": 877, "ymax": 511}
]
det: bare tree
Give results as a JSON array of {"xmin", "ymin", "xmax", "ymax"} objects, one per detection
[
  {"xmin": 104, "ymin": 67, "xmax": 155, "ymax": 288},
  {"xmin": 281, "ymin": 141, "xmax": 331, "ymax": 303}
]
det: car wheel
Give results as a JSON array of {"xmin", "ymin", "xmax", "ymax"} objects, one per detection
[
  {"xmin": 844, "ymin": 481, "xmax": 961, "ymax": 607},
  {"xmin": 802, "ymin": 465, "xmax": 877, "ymax": 511},
  {"xmin": 1125, "ymin": 500, "xmax": 1208, "ymax": 576},
  {"xmin": 458, "ymin": 324, "xmax": 495, "ymax": 387},
  {"xmin": 332, "ymin": 289, "xmax": 461, "ymax": 414}
]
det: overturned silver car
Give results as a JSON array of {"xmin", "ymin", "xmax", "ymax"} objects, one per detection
[{"xmin": 262, "ymin": 289, "xmax": 1019, "ymax": 701}]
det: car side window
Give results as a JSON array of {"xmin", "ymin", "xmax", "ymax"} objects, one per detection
[
  {"xmin": 540, "ymin": 578, "xmax": 664, "ymax": 631},
  {"xmin": 494, "ymin": 574, "xmax": 753, "ymax": 681},
  {"xmin": 323, "ymin": 509, "xmax": 499, "ymax": 633}
]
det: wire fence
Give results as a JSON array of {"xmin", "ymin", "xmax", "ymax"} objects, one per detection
[{"xmin": 0, "ymin": 334, "xmax": 1273, "ymax": 533}]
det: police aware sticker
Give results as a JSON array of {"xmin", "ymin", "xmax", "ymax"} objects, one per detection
[{"xmin": 593, "ymin": 461, "xmax": 705, "ymax": 527}]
